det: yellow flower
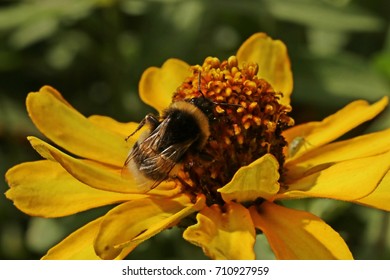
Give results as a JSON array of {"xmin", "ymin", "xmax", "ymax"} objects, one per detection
[{"xmin": 5, "ymin": 33, "xmax": 390, "ymax": 260}]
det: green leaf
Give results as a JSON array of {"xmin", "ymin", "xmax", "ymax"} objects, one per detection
[{"xmin": 293, "ymin": 53, "xmax": 390, "ymax": 106}]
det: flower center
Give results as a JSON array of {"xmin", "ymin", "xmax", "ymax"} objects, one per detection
[{"xmin": 173, "ymin": 56, "xmax": 294, "ymax": 204}]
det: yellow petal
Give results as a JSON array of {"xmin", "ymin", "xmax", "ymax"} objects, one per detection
[
  {"xmin": 250, "ymin": 202, "xmax": 353, "ymax": 259},
  {"xmin": 43, "ymin": 218, "xmax": 103, "ymax": 260},
  {"xmin": 27, "ymin": 136, "xmax": 142, "ymax": 193},
  {"xmin": 139, "ymin": 58, "xmax": 191, "ymax": 113},
  {"xmin": 218, "ymin": 154, "xmax": 280, "ymax": 202},
  {"xmin": 94, "ymin": 194, "xmax": 205, "ymax": 260},
  {"xmin": 5, "ymin": 160, "xmax": 145, "ymax": 217},
  {"xmin": 285, "ymin": 128, "xmax": 390, "ymax": 174},
  {"xmin": 183, "ymin": 203, "xmax": 256, "ymax": 260},
  {"xmin": 237, "ymin": 33, "xmax": 292, "ymax": 106},
  {"xmin": 39, "ymin": 85, "xmax": 74, "ymax": 108},
  {"xmin": 88, "ymin": 116, "xmax": 148, "ymax": 152},
  {"xmin": 355, "ymin": 170, "xmax": 390, "ymax": 211},
  {"xmin": 42, "ymin": 218, "xmax": 134, "ymax": 260},
  {"xmin": 117, "ymin": 194, "xmax": 205, "ymax": 249},
  {"xmin": 283, "ymin": 97, "xmax": 389, "ymax": 159},
  {"xmin": 278, "ymin": 151, "xmax": 390, "ymax": 201},
  {"xmin": 26, "ymin": 86, "xmax": 130, "ymax": 166},
  {"xmin": 88, "ymin": 115, "xmax": 139, "ymax": 139}
]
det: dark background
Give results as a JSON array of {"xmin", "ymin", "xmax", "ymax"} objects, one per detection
[{"xmin": 0, "ymin": 0, "xmax": 389, "ymax": 259}]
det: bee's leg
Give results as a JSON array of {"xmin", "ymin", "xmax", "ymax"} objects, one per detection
[
  {"xmin": 173, "ymin": 175, "xmax": 192, "ymax": 190},
  {"xmin": 125, "ymin": 114, "xmax": 160, "ymax": 141},
  {"xmin": 144, "ymin": 114, "xmax": 161, "ymax": 130}
]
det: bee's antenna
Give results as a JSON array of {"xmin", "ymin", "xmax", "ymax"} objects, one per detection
[{"xmin": 197, "ymin": 70, "xmax": 206, "ymax": 98}]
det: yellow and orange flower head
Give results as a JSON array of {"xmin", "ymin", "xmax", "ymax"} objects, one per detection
[
  {"xmin": 168, "ymin": 56, "xmax": 294, "ymax": 203},
  {"xmin": 5, "ymin": 33, "xmax": 390, "ymax": 260}
]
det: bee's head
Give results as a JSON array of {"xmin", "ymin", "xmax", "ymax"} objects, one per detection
[
  {"xmin": 187, "ymin": 96, "xmax": 215, "ymax": 120},
  {"xmin": 187, "ymin": 70, "xmax": 242, "ymax": 120}
]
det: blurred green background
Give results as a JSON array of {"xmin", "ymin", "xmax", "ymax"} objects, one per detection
[{"xmin": 1, "ymin": 0, "xmax": 389, "ymax": 260}]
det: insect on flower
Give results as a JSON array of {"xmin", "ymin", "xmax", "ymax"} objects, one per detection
[
  {"xmin": 288, "ymin": 136, "xmax": 312, "ymax": 158},
  {"xmin": 122, "ymin": 72, "xmax": 238, "ymax": 193}
]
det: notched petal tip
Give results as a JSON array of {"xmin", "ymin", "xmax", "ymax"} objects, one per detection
[
  {"xmin": 26, "ymin": 87, "xmax": 130, "ymax": 167},
  {"xmin": 139, "ymin": 58, "xmax": 191, "ymax": 113},
  {"xmin": 27, "ymin": 85, "xmax": 74, "ymax": 109},
  {"xmin": 218, "ymin": 154, "xmax": 280, "ymax": 202},
  {"xmin": 183, "ymin": 203, "xmax": 256, "ymax": 260},
  {"xmin": 237, "ymin": 33, "xmax": 293, "ymax": 106}
]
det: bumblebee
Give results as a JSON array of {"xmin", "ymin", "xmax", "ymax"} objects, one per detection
[{"xmin": 122, "ymin": 95, "xmax": 216, "ymax": 192}]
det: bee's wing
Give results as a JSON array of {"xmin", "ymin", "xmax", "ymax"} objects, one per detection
[
  {"xmin": 141, "ymin": 139, "xmax": 196, "ymax": 190},
  {"xmin": 122, "ymin": 123, "xmax": 196, "ymax": 192}
]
